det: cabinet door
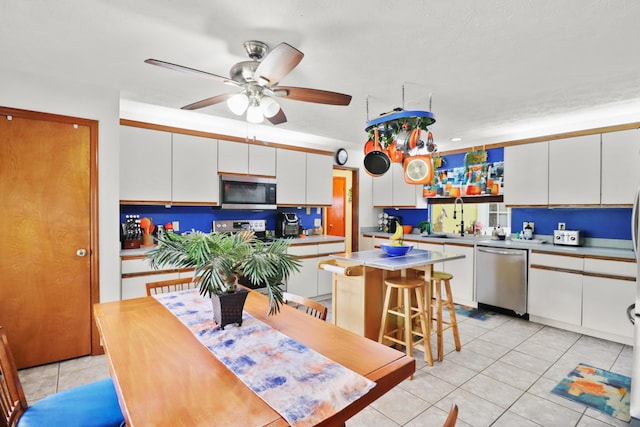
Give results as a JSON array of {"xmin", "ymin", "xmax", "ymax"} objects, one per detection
[
  {"xmin": 392, "ymin": 163, "xmax": 418, "ymax": 207},
  {"xmin": 120, "ymin": 126, "xmax": 172, "ymax": 202},
  {"xmin": 528, "ymin": 267, "xmax": 582, "ymax": 325},
  {"xmin": 416, "ymin": 242, "xmax": 445, "ymax": 271},
  {"xmin": 121, "ymin": 272, "xmax": 179, "ymax": 300},
  {"xmin": 549, "ymin": 135, "xmax": 601, "ymax": 205},
  {"xmin": 218, "ymin": 140, "xmax": 249, "ymax": 174},
  {"xmin": 317, "ymin": 255, "xmax": 334, "ymax": 296},
  {"xmin": 360, "ymin": 235, "xmax": 375, "ymax": 250},
  {"xmin": 276, "ymin": 149, "xmax": 306, "ymax": 205},
  {"xmin": 248, "ymin": 145, "xmax": 276, "ymax": 176},
  {"xmin": 582, "ymin": 275, "xmax": 635, "ymax": 339},
  {"xmin": 372, "ymin": 171, "xmax": 393, "ymax": 207},
  {"xmin": 443, "ymin": 244, "xmax": 475, "ymax": 306},
  {"xmin": 601, "ymin": 130, "xmax": 640, "ymax": 205},
  {"xmin": 306, "ymin": 153, "xmax": 333, "ymax": 206},
  {"xmin": 504, "ymin": 142, "xmax": 549, "ymax": 206},
  {"xmin": 172, "ymin": 134, "xmax": 218, "ymax": 204},
  {"xmin": 286, "ymin": 258, "xmax": 318, "ymax": 297}
]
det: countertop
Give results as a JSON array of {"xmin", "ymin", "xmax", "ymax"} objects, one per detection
[
  {"xmin": 362, "ymin": 231, "xmax": 635, "ymax": 261},
  {"xmin": 330, "ymin": 249, "xmax": 465, "ymax": 271},
  {"xmin": 121, "ymin": 234, "xmax": 346, "ymax": 257}
]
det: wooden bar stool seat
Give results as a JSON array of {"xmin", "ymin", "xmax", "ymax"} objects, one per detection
[
  {"xmin": 427, "ymin": 271, "xmax": 462, "ymax": 361},
  {"xmin": 378, "ymin": 277, "xmax": 434, "ymax": 367}
]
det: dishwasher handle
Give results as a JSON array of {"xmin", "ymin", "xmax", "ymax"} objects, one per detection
[
  {"xmin": 477, "ymin": 247, "xmax": 526, "ymax": 256},
  {"xmin": 628, "ymin": 303, "xmax": 636, "ymax": 325}
]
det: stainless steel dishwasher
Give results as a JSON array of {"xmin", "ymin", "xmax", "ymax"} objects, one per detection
[{"xmin": 475, "ymin": 245, "xmax": 528, "ymax": 317}]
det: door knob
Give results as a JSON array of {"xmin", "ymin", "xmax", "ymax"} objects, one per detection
[{"xmin": 76, "ymin": 248, "xmax": 87, "ymax": 257}]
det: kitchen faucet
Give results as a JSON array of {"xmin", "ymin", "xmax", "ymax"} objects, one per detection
[{"xmin": 453, "ymin": 197, "xmax": 464, "ymax": 236}]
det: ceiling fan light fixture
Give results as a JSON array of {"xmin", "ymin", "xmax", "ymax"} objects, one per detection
[
  {"xmin": 246, "ymin": 104, "xmax": 264, "ymax": 124},
  {"xmin": 260, "ymin": 96, "xmax": 280, "ymax": 118},
  {"xmin": 227, "ymin": 93, "xmax": 249, "ymax": 115}
]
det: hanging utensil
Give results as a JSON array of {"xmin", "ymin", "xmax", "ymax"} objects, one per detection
[{"xmin": 363, "ymin": 129, "xmax": 390, "ymax": 176}]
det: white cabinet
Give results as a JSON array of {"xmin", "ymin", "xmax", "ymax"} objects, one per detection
[
  {"xmin": 443, "ymin": 243, "xmax": 475, "ymax": 306},
  {"xmin": 120, "ymin": 126, "xmax": 172, "ymax": 203},
  {"xmin": 601, "ymin": 129, "xmax": 640, "ymax": 205},
  {"xmin": 248, "ymin": 144, "xmax": 276, "ymax": 176},
  {"xmin": 276, "ymin": 149, "xmax": 333, "ymax": 206},
  {"xmin": 217, "ymin": 140, "xmax": 248, "ymax": 174},
  {"xmin": 528, "ymin": 267, "xmax": 583, "ymax": 326},
  {"xmin": 121, "ymin": 256, "xmax": 195, "ymax": 300},
  {"xmin": 582, "ymin": 275, "xmax": 635, "ymax": 339},
  {"xmin": 548, "ymin": 135, "xmax": 601, "ymax": 205},
  {"xmin": 372, "ymin": 163, "xmax": 418, "ymax": 207},
  {"xmin": 306, "ymin": 153, "xmax": 333, "ymax": 206},
  {"xmin": 528, "ymin": 252, "xmax": 636, "ymax": 344},
  {"xmin": 277, "ymin": 149, "xmax": 306, "ymax": 205},
  {"xmin": 416, "ymin": 241, "xmax": 445, "ymax": 272},
  {"xmin": 503, "ymin": 142, "xmax": 549, "ymax": 206},
  {"xmin": 360, "ymin": 234, "xmax": 375, "ymax": 251},
  {"xmin": 172, "ymin": 133, "xmax": 218, "ymax": 204},
  {"xmin": 286, "ymin": 240, "xmax": 346, "ymax": 298}
]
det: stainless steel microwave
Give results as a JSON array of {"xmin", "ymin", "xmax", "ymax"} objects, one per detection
[{"xmin": 219, "ymin": 175, "xmax": 277, "ymax": 210}]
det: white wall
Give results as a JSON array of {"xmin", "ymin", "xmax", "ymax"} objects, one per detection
[{"xmin": 0, "ymin": 70, "xmax": 122, "ymax": 302}]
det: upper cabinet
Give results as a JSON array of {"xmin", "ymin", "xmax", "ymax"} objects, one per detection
[
  {"xmin": 503, "ymin": 141, "xmax": 549, "ymax": 206},
  {"xmin": 120, "ymin": 126, "xmax": 172, "ymax": 203},
  {"xmin": 218, "ymin": 140, "xmax": 276, "ymax": 176},
  {"xmin": 601, "ymin": 129, "xmax": 640, "ymax": 205},
  {"xmin": 549, "ymin": 134, "xmax": 601, "ymax": 205},
  {"xmin": 276, "ymin": 149, "xmax": 332, "ymax": 206},
  {"xmin": 372, "ymin": 163, "xmax": 419, "ymax": 207},
  {"xmin": 172, "ymin": 133, "xmax": 218, "ymax": 204}
]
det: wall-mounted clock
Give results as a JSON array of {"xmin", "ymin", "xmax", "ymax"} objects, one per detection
[{"xmin": 335, "ymin": 148, "xmax": 348, "ymax": 165}]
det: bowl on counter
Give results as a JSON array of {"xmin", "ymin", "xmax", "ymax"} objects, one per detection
[
  {"xmin": 380, "ymin": 243, "xmax": 414, "ymax": 257},
  {"xmin": 402, "ymin": 225, "xmax": 413, "ymax": 235}
]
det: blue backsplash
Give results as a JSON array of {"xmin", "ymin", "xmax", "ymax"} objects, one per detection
[{"xmin": 120, "ymin": 206, "xmax": 322, "ymax": 233}]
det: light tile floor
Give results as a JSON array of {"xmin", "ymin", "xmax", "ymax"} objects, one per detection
[{"xmin": 18, "ymin": 302, "xmax": 632, "ymax": 427}]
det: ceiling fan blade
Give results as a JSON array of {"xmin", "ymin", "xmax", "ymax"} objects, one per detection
[
  {"xmin": 267, "ymin": 109, "xmax": 287, "ymax": 125},
  {"xmin": 145, "ymin": 59, "xmax": 239, "ymax": 86},
  {"xmin": 275, "ymin": 86, "xmax": 352, "ymax": 106},
  {"xmin": 181, "ymin": 93, "xmax": 235, "ymax": 110},
  {"xmin": 254, "ymin": 43, "xmax": 304, "ymax": 87}
]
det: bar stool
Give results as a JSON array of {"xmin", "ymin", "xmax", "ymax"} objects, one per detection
[
  {"xmin": 425, "ymin": 271, "xmax": 461, "ymax": 361},
  {"xmin": 378, "ymin": 276, "xmax": 434, "ymax": 367}
]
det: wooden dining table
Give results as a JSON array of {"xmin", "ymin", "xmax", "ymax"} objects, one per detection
[{"xmin": 94, "ymin": 289, "xmax": 415, "ymax": 426}]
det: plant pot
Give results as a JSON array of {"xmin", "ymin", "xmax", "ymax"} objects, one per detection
[{"xmin": 211, "ymin": 288, "xmax": 249, "ymax": 329}]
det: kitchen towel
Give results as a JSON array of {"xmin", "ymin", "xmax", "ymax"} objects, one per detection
[
  {"xmin": 551, "ymin": 363, "xmax": 630, "ymax": 422},
  {"xmin": 153, "ymin": 289, "xmax": 375, "ymax": 427}
]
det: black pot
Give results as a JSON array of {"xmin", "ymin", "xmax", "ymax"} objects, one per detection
[
  {"xmin": 211, "ymin": 288, "xmax": 249, "ymax": 329},
  {"xmin": 363, "ymin": 129, "xmax": 391, "ymax": 176}
]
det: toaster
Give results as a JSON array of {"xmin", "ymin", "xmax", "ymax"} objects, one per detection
[{"xmin": 553, "ymin": 230, "xmax": 583, "ymax": 246}]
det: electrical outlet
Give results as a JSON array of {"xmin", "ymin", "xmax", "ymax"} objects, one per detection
[
  {"xmin": 558, "ymin": 222, "xmax": 566, "ymax": 230},
  {"xmin": 172, "ymin": 221, "xmax": 179, "ymax": 232},
  {"xmin": 522, "ymin": 221, "xmax": 535, "ymax": 233},
  {"xmin": 314, "ymin": 218, "xmax": 322, "ymax": 227}
]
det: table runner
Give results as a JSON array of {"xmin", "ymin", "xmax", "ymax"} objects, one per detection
[{"xmin": 153, "ymin": 289, "xmax": 376, "ymax": 426}]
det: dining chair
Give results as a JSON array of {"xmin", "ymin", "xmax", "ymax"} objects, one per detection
[
  {"xmin": 145, "ymin": 276, "xmax": 199, "ymax": 296},
  {"xmin": 0, "ymin": 327, "xmax": 125, "ymax": 427},
  {"xmin": 442, "ymin": 403, "xmax": 458, "ymax": 427},
  {"xmin": 282, "ymin": 292, "xmax": 328, "ymax": 320}
]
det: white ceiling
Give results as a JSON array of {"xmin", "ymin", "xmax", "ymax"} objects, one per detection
[{"xmin": 2, "ymin": 0, "xmax": 640, "ymax": 153}]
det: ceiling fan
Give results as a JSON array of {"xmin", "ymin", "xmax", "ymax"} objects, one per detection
[{"xmin": 145, "ymin": 40, "xmax": 352, "ymax": 125}]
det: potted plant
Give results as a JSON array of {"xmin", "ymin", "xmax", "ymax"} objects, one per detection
[{"xmin": 146, "ymin": 230, "xmax": 301, "ymax": 328}]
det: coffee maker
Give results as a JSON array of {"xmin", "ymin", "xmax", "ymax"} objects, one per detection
[{"xmin": 276, "ymin": 212, "xmax": 301, "ymax": 237}]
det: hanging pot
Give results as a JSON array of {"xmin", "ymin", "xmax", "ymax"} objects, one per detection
[
  {"xmin": 363, "ymin": 129, "xmax": 390, "ymax": 176},
  {"xmin": 363, "ymin": 138, "xmax": 375, "ymax": 155}
]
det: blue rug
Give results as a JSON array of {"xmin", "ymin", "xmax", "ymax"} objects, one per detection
[
  {"xmin": 551, "ymin": 363, "xmax": 631, "ymax": 422},
  {"xmin": 454, "ymin": 304, "xmax": 495, "ymax": 321}
]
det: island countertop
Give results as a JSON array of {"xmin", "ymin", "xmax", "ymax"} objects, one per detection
[{"xmin": 330, "ymin": 249, "xmax": 465, "ymax": 271}]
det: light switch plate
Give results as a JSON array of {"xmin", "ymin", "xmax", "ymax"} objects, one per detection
[
  {"xmin": 172, "ymin": 221, "xmax": 180, "ymax": 232},
  {"xmin": 314, "ymin": 218, "xmax": 322, "ymax": 227}
]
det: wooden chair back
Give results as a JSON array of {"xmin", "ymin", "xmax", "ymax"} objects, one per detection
[
  {"xmin": 0, "ymin": 327, "xmax": 28, "ymax": 427},
  {"xmin": 146, "ymin": 276, "xmax": 200, "ymax": 296},
  {"xmin": 442, "ymin": 403, "xmax": 458, "ymax": 427},
  {"xmin": 282, "ymin": 292, "xmax": 328, "ymax": 320}
]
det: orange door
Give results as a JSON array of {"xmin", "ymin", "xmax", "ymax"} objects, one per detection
[
  {"xmin": 326, "ymin": 176, "xmax": 346, "ymax": 237},
  {"xmin": 0, "ymin": 114, "xmax": 93, "ymax": 368}
]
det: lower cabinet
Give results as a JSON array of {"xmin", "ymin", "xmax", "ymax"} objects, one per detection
[
  {"xmin": 528, "ymin": 267, "xmax": 583, "ymax": 326},
  {"xmin": 286, "ymin": 240, "xmax": 346, "ymax": 298},
  {"xmin": 443, "ymin": 243, "xmax": 475, "ymax": 307},
  {"xmin": 121, "ymin": 255, "xmax": 194, "ymax": 300},
  {"xmin": 528, "ymin": 251, "xmax": 636, "ymax": 344}
]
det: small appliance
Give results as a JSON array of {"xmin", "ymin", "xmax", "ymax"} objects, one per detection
[
  {"xmin": 219, "ymin": 174, "xmax": 277, "ymax": 210},
  {"xmin": 276, "ymin": 212, "xmax": 301, "ymax": 237},
  {"xmin": 553, "ymin": 229, "xmax": 583, "ymax": 246}
]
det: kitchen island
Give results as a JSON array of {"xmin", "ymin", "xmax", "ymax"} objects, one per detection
[{"xmin": 322, "ymin": 248, "xmax": 465, "ymax": 340}]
